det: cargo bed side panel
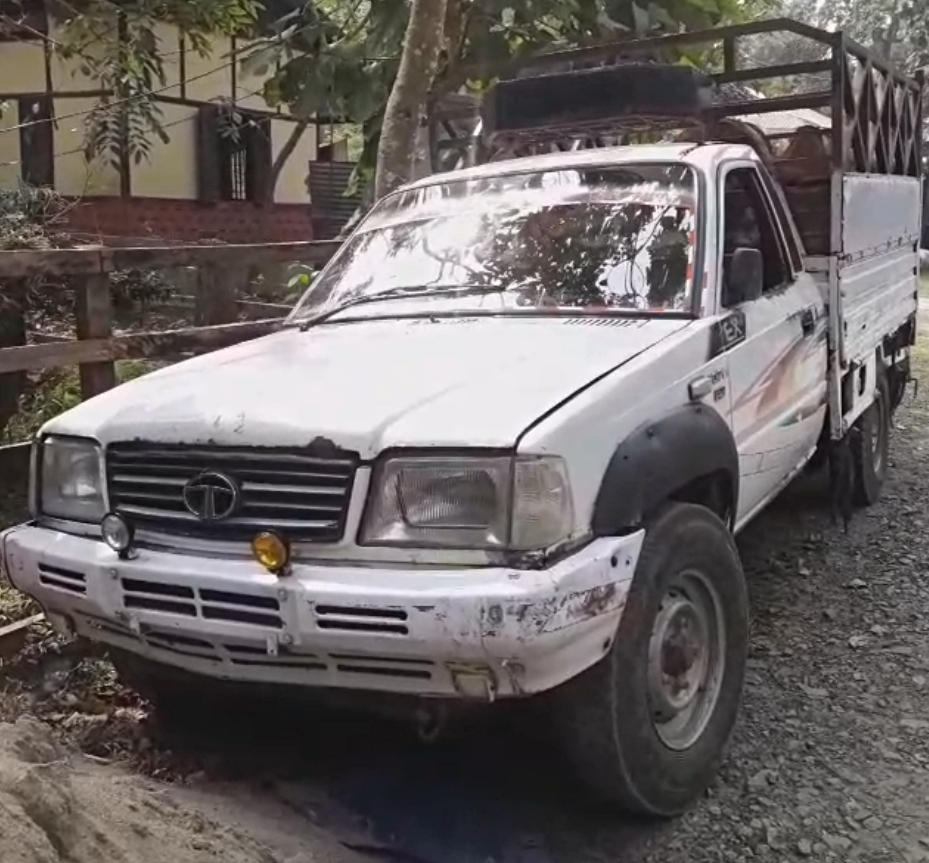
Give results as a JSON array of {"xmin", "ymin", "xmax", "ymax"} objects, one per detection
[{"xmin": 838, "ymin": 175, "xmax": 920, "ymax": 368}]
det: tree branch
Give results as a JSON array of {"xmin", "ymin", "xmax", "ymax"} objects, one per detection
[{"xmin": 271, "ymin": 118, "xmax": 310, "ymax": 183}]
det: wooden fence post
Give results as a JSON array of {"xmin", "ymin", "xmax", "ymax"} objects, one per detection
[
  {"xmin": 75, "ymin": 273, "xmax": 116, "ymax": 398},
  {"xmin": 195, "ymin": 263, "xmax": 239, "ymax": 326}
]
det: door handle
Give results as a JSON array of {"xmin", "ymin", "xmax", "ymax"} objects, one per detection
[
  {"xmin": 800, "ymin": 307, "xmax": 816, "ymax": 336},
  {"xmin": 689, "ymin": 376, "xmax": 713, "ymax": 401}
]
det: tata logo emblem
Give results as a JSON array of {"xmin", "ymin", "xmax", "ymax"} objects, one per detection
[{"xmin": 182, "ymin": 471, "xmax": 241, "ymax": 521}]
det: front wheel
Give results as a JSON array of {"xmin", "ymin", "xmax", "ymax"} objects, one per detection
[{"xmin": 552, "ymin": 503, "xmax": 749, "ymax": 816}]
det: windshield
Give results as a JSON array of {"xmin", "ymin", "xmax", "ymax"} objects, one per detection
[{"xmin": 289, "ymin": 163, "xmax": 698, "ymax": 324}]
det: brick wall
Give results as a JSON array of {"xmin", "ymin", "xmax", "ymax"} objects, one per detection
[{"xmin": 62, "ymin": 197, "xmax": 315, "ymax": 244}]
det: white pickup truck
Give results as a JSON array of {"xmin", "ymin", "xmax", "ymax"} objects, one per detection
[{"xmin": 1, "ymin": 20, "xmax": 924, "ymax": 816}]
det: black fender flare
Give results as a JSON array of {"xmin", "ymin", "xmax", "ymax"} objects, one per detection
[{"xmin": 591, "ymin": 403, "xmax": 739, "ymax": 534}]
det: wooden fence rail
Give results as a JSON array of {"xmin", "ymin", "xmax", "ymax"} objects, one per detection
[
  {"xmin": 0, "ymin": 238, "xmax": 340, "ymax": 441},
  {"xmin": 0, "ymin": 319, "xmax": 284, "ymax": 376},
  {"xmin": 0, "ymin": 239, "xmax": 340, "ymax": 278}
]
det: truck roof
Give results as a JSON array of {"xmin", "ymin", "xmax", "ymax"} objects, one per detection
[{"xmin": 402, "ymin": 142, "xmax": 756, "ymax": 192}]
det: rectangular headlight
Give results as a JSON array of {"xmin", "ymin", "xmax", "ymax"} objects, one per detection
[
  {"xmin": 38, "ymin": 436, "xmax": 106, "ymax": 523},
  {"xmin": 360, "ymin": 454, "xmax": 573, "ymax": 551}
]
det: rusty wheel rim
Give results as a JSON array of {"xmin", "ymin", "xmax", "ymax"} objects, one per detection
[{"xmin": 647, "ymin": 568, "xmax": 726, "ymax": 751}]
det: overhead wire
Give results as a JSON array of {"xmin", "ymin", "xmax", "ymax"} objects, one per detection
[
  {"xmin": 0, "ymin": 61, "xmax": 237, "ymax": 136},
  {"xmin": 0, "ymin": 86, "xmax": 266, "ymax": 168},
  {"xmin": 0, "ymin": 0, "xmax": 371, "ymax": 167},
  {"xmin": 0, "ymin": 0, "xmax": 396, "ymax": 140}
]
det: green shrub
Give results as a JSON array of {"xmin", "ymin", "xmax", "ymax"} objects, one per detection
[{"xmin": 3, "ymin": 360, "xmax": 156, "ymax": 444}]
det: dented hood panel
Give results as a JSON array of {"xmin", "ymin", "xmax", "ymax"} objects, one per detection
[{"xmin": 44, "ymin": 316, "xmax": 689, "ymax": 457}]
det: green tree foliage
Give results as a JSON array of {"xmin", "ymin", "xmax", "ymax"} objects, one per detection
[
  {"xmin": 45, "ymin": 0, "xmax": 748, "ymax": 196},
  {"xmin": 742, "ymin": 0, "xmax": 927, "ymax": 169},
  {"xmin": 743, "ymin": 0, "xmax": 927, "ymax": 72},
  {"xmin": 52, "ymin": 0, "xmax": 257, "ymax": 169},
  {"xmin": 243, "ymin": 0, "xmax": 747, "ymax": 194}
]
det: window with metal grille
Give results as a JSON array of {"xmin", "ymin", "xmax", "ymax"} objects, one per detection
[
  {"xmin": 221, "ymin": 130, "xmax": 249, "ymax": 201},
  {"xmin": 198, "ymin": 105, "xmax": 272, "ymax": 203},
  {"xmin": 18, "ymin": 97, "xmax": 53, "ymax": 187}
]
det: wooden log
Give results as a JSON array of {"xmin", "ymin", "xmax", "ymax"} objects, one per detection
[
  {"xmin": 0, "ymin": 246, "xmax": 107, "ymax": 278},
  {"xmin": 105, "ymin": 240, "xmax": 342, "ymax": 271},
  {"xmin": 75, "ymin": 273, "xmax": 116, "ymax": 398},
  {"xmin": 237, "ymin": 299, "xmax": 293, "ymax": 318},
  {"xmin": 195, "ymin": 264, "xmax": 238, "ymax": 326},
  {"xmin": 0, "ymin": 319, "xmax": 284, "ymax": 375},
  {"xmin": 0, "ymin": 240, "xmax": 341, "ymax": 279},
  {"xmin": 0, "ymin": 614, "xmax": 44, "ymax": 660},
  {"xmin": 30, "ymin": 332, "xmax": 72, "ymax": 344},
  {"xmin": 168, "ymin": 297, "xmax": 291, "ymax": 318}
]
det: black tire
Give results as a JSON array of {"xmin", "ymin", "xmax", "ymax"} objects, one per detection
[
  {"xmin": 552, "ymin": 503, "xmax": 749, "ymax": 817},
  {"xmin": 851, "ymin": 367, "xmax": 890, "ymax": 507}
]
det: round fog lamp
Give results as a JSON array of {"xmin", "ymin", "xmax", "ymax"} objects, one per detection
[
  {"xmin": 251, "ymin": 531, "xmax": 291, "ymax": 574},
  {"xmin": 101, "ymin": 512, "xmax": 134, "ymax": 554}
]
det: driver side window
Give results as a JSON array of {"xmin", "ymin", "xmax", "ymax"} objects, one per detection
[{"xmin": 722, "ymin": 167, "xmax": 789, "ymax": 306}]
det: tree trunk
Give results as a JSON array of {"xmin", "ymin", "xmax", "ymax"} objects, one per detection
[{"xmin": 374, "ymin": 0, "xmax": 448, "ymax": 200}]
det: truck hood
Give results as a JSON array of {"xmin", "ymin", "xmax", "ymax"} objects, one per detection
[{"xmin": 46, "ymin": 316, "xmax": 689, "ymax": 457}]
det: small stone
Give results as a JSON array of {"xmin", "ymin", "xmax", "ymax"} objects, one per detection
[
  {"xmin": 708, "ymin": 804, "xmax": 722, "ymax": 816},
  {"xmin": 748, "ymin": 771, "xmax": 776, "ymax": 792},
  {"xmin": 823, "ymin": 833, "xmax": 852, "ymax": 852},
  {"xmin": 812, "ymin": 843, "xmax": 827, "ymax": 855},
  {"xmin": 823, "ymin": 607, "xmax": 838, "ymax": 621},
  {"xmin": 877, "ymin": 744, "xmax": 903, "ymax": 762},
  {"xmin": 914, "ymin": 675, "xmax": 927, "ymax": 688},
  {"xmin": 797, "ymin": 838, "xmax": 813, "ymax": 856},
  {"xmin": 900, "ymin": 717, "xmax": 929, "ymax": 731},
  {"xmin": 847, "ymin": 578, "xmax": 868, "ymax": 589},
  {"xmin": 863, "ymin": 816, "xmax": 883, "ymax": 831},
  {"xmin": 871, "ymin": 624, "xmax": 889, "ymax": 636},
  {"xmin": 844, "ymin": 800, "xmax": 865, "ymax": 817},
  {"xmin": 849, "ymin": 634, "xmax": 870, "ymax": 648},
  {"xmin": 800, "ymin": 684, "xmax": 828, "ymax": 698},
  {"xmin": 766, "ymin": 825, "xmax": 785, "ymax": 850}
]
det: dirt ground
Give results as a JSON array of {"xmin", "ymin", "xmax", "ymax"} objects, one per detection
[{"xmin": 5, "ymin": 316, "xmax": 929, "ymax": 863}]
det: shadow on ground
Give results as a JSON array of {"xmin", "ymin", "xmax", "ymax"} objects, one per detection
[{"xmin": 146, "ymin": 469, "xmax": 840, "ymax": 863}]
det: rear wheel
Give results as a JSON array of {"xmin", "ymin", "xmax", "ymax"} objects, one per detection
[
  {"xmin": 552, "ymin": 503, "xmax": 749, "ymax": 816},
  {"xmin": 852, "ymin": 368, "xmax": 890, "ymax": 506}
]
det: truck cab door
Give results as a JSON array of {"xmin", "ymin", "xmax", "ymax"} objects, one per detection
[{"xmin": 717, "ymin": 163, "xmax": 828, "ymax": 526}]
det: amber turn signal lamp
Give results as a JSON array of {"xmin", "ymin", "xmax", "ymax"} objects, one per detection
[{"xmin": 251, "ymin": 531, "xmax": 291, "ymax": 574}]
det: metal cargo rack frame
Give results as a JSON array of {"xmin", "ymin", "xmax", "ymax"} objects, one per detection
[{"xmin": 431, "ymin": 18, "xmax": 924, "ymax": 189}]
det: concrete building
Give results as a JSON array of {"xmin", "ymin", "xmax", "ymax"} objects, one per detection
[{"xmin": 0, "ymin": 0, "xmax": 354, "ymax": 243}]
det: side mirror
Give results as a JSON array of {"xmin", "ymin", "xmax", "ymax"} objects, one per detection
[{"xmin": 725, "ymin": 248, "xmax": 764, "ymax": 306}]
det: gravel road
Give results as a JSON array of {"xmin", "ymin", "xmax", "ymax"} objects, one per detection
[{"xmin": 5, "ymin": 322, "xmax": 929, "ymax": 863}]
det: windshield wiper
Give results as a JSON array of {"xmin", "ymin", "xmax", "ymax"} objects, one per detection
[{"xmin": 297, "ymin": 285, "xmax": 507, "ymax": 331}]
